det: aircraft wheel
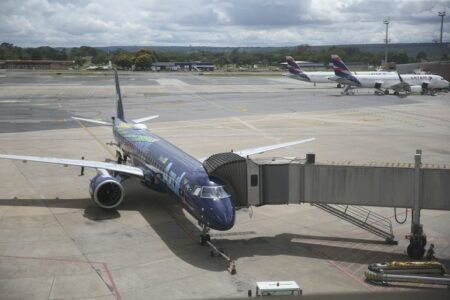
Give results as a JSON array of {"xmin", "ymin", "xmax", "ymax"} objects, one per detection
[
  {"xmin": 337, "ymin": 83, "xmax": 342, "ymax": 88},
  {"xmin": 384, "ymin": 89, "xmax": 390, "ymax": 95},
  {"xmin": 394, "ymin": 91, "xmax": 399, "ymax": 96},
  {"xmin": 200, "ymin": 234, "xmax": 210, "ymax": 245},
  {"xmin": 407, "ymin": 242, "xmax": 425, "ymax": 260}
]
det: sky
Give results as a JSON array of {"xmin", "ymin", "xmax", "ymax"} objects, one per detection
[{"xmin": 0, "ymin": 0, "xmax": 449, "ymax": 47}]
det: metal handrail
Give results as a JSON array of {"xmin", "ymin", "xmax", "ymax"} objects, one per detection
[{"xmin": 314, "ymin": 203, "xmax": 394, "ymax": 240}]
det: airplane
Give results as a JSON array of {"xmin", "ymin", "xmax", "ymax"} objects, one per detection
[
  {"xmin": 284, "ymin": 56, "xmax": 334, "ymax": 84},
  {"xmin": 0, "ymin": 70, "xmax": 315, "ymax": 245},
  {"xmin": 284, "ymin": 56, "xmax": 394, "ymax": 88},
  {"xmin": 396, "ymin": 73, "xmax": 449, "ymax": 95},
  {"xmin": 330, "ymin": 55, "xmax": 449, "ymax": 96},
  {"xmin": 87, "ymin": 60, "xmax": 112, "ymax": 71}
]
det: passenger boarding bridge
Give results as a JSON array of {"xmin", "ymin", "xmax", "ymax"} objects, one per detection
[{"xmin": 203, "ymin": 150, "xmax": 450, "ymax": 260}]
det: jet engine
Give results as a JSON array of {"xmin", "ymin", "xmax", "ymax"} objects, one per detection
[
  {"xmin": 409, "ymin": 85, "xmax": 423, "ymax": 94},
  {"xmin": 89, "ymin": 169, "xmax": 124, "ymax": 209}
]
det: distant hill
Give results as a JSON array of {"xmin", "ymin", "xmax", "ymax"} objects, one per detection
[
  {"xmin": 312, "ymin": 43, "xmax": 449, "ymax": 59},
  {"xmin": 97, "ymin": 43, "xmax": 449, "ymax": 59}
]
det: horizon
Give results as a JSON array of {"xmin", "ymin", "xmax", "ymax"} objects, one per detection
[
  {"xmin": 1, "ymin": 1, "xmax": 448, "ymax": 48},
  {"xmin": 4, "ymin": 41, "xmax": 447, "ymax": 50}
]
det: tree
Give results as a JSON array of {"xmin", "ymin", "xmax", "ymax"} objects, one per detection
[
  {"xmin": 92, "ymin": 51, "xmax": 109, "ymax": 65},
  {"xmin": 133, "ymin": 48, "xmax": 154, "ymax": 70},
  {"xmin": 416, "ymin": 51, "xmax": 427, "ymax": 62},
  {"xmin": 134, "ymin": 53, "xmax": 152, "ymax": 70},
  {"xmin": 113, "ymin": 52, "xmax": 134, "ymax": 69}
]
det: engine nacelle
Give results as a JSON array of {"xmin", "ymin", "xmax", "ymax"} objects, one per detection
[
  {"xmin": 89, "ymin": 169, "xmax": 124, "ymax": 209},
  {"xmin": 409, "ymin": 85, "xmax": 423, "ymax": 93}
]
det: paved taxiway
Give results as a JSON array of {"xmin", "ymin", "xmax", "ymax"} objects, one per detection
[{"xmin": 0, "ymin": 70, "xmax": 449, "ymax": 299}]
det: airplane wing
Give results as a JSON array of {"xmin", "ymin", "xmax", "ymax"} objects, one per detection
[
  {"xmin": 329, "ymin": 76, "xmax": 357, "ymax": 86},
  {"xmin": 0, "ymin": 154, "xmax": 144, "ymax": 177},
  {"xmin": 389, "ymin": 81, "xmax": 410, "ymax": 91},
  {"xmin": 198, "ymin": 138, "xmax": 315, "ymax": 162}
]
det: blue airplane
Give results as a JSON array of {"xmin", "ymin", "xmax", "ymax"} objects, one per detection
[{"xmin": 0, "ymin": 71, "xmax": 314, "ymax": 243}]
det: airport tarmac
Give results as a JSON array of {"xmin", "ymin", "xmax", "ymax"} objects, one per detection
[{"xmin": 0, "ymin": 70, "xmax": 449, "ymax": 299}]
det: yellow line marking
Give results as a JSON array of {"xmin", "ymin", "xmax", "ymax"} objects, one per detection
[
  {"xmin": 163, "ymin": 205, "xmax": 197, "ymax": 242},
  {"xmin": 75, "ymin": 120, "xmax": 115, "ymax": 158}
]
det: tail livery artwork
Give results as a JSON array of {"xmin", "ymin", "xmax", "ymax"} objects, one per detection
[
  {"xmin": 284, "ymin": 56, "xmax": 335, "ymax": 84},
  {"xmin": 286, "ymin": 56, "xmax": 311, "ymax": 82},
  {"xmin": 331, "ymin": 54, "xmax": 361, "ymax": 87},
  {"xmin": 0, "ymin": 71, "xmax": 315, "ymax": 241}
]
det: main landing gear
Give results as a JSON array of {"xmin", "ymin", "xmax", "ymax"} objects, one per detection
[
  {"xmin": 341, "ymin": 85, "xmax": 355, "ymax": 95},
  {"xmin": 374, "ymin": 89, "xmax": 390, "ymax": 96},
  {"xmin": 199, "ymin": 224, "xmax": 236, "ymax": 275},
  {"xmin": 115, "ymin": 150, "xmax": 128, "ymax": 164}
]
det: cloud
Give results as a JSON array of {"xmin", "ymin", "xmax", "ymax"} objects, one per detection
[{"xmin": 0, "ymin": 0, "xmax": 448, "ymax": 47}]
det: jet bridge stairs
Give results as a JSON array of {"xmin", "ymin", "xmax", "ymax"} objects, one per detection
[{"xmin": 312, "ymin": 203, "xmax": 396, "ymax": 244}]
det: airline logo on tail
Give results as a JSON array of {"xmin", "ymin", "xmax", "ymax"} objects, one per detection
[
  {"xmin": 286, "ymin": 56, "xmax": 310, "ymax": 81},
  {"xmin": 331, "ymin": 54, "xmax": 361, "ymax": 86}
]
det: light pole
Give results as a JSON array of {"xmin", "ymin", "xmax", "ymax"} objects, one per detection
[
  {"xmin": 438, "ymin": 12, "xmax": 446, "ymax": 44},
  {"xmin": 383, "ymin": 18, "xmax": 390, "ymax": 64}
]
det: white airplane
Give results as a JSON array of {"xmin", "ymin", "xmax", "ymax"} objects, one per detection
[
  {"xmin": 284, "ymin": 56, "xmax": 394, "ymax": 88},
  {"xmin": 330, "ymin": 55, "xmax": 449, "ymax": 95},
  {"xmin": 284, "ymin": 56, "xmax": 334, "ymax": 84},
  {"xmin": 87, "ymin": 60, "xmax": 112, "ymax": 71},
  {"xmin": 397, "ymin": 73, "xmax": 450, "ymax": 95}
]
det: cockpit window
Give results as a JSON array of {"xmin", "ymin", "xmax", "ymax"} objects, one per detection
[{"xmin": 200, "ymin": 186, "xmax": 230, "ymax": 199}]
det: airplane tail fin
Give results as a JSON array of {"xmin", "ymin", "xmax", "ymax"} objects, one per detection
[
  {"xmin": 114, "ymin": 70, "xmax": 125, "ymax": 121},
  {"xmin": 286, "ymin": 56, "xmax": 310, "ymax": 81},
  {"xmin": 331, "ymin": 54, "xmax": 361, "ymax": 85},
  {"xmin": 331, "ymin": 54, "xmax": 351, "ymax": 76}
]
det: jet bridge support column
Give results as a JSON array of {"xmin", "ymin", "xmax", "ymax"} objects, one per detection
[{"xmin": 407, "ymin": 149, "xmax": 427, "ymax": 260}]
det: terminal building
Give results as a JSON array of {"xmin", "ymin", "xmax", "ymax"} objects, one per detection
[
  {"xmin": 151, "ymin": 61, "xmax": 215, "ymax": 71},
  {"xmin": 0, "ymin": 60, "xmax": 74, "ymax": 70}
]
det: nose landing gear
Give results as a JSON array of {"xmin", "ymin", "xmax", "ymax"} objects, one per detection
[
  {"xmin": 200, "ymin": 225, "xmax": 211, "ymax": 245},
  {"xmin": 199, "ymin": 224, "xmax": 236, "ymax": 275}
]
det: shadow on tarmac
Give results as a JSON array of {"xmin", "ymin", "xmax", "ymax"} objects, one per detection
[{"xmin": 0, "ymin": 178, "xmax": 449, "ymax": 276}]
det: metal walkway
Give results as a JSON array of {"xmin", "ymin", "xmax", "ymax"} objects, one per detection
[
  {"xmin": 313, "ymin": 203, "xmax": 396, "ymax": 243},
  {"xmin": 203, "ymin": 150, "xmax": 450, "ymax": 258}
]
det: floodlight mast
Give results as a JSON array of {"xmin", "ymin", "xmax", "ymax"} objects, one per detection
[
  {"xmin": 383, "ymin": 18, "xmax": 390, "ymax": 64},
  {"xmin": 438, "ymin": 12, "xmax": 446, "ymax": 44}
]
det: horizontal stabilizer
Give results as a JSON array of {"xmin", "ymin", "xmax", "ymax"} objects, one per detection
[
  {"xmin": 72, "ymin": 117, "xmax": 112, "ymax": 126},
  {"xmin": 132, "ymin": 115, "xmax": 159, "ymax": 124}
]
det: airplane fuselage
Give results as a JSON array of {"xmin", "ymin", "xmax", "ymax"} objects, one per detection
[{"xmin": 112, "ymin": 118, "xmax": 236, "ymax": 231}]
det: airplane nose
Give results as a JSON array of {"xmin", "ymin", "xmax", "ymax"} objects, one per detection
[{"xmin": 207, "ymin": 197, "xmax": 235, "ymax": 231}]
